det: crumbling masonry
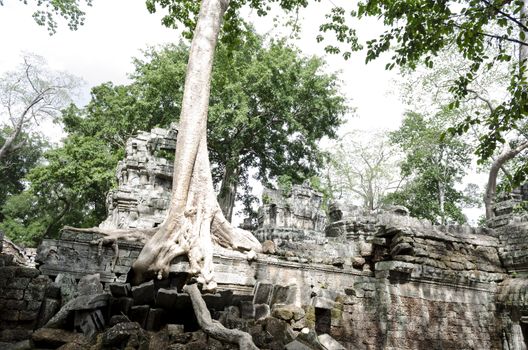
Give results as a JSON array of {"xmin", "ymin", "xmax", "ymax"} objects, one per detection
[{"xmin": 1, "ymin": 127, "xmax": 527, "ymax": 349}]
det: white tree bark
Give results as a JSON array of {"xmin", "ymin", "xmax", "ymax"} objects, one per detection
[
  {"xmin": 484, "ymin": 141, "xmax": 528, "ymax": 219},
  {"xmin": 86, "ymin": 0, "xmax": 261, "ymax": 291}
]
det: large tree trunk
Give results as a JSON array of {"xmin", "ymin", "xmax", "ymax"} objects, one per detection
[
  {"xmin": 129, "ymin": 0, "xmax": 261, "ymax": 290},
  {"xmin": 438, "ymin": 181, "xmax": 446, "ymax": 224},
  {"xmin": 64, "ymin": 0, "xmax": 261, "ymax": 295},
  {"xmin": 217, "ymin": 162, "xmax": 239, "ymax": 222},
  {"xmin": 67, "ymin": 0, "xmax": 261, "ymax": 290},
  {"xmin": 484, "ymin": 142, "xmax": 528, "ymax": 219}
]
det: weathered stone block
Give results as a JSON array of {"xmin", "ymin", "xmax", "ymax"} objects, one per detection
[
  {"xmin": 129, "ymin": 305, "xmax": 150, "ymax": 328},
  {"xmin": 0, "ymin": 329, "xmax": 32, "ymax": 342},
  {"xmin": 240, "ymin": 300, "xmax": 255, "ymax": 319},
  {"xmin": 15, "ymin": 267, "xmax": 40, "ymax": 279},
  {"xmin": 19, "ymin": 310, "xmax": 39, "ymax": 321},
  {"xmin": 74, "ymin": 309, "xmax": 105, "ymax": 338},
  {"xmin": 285, "ymin": 340, "xmax": 313, "ymax": 350},
  {"xmin": 202, "ymin": 292, "xmax": 224, "ymax": 311},
  {"xmin": 5, "ymin": 299, "xmax": 26, "ymax": 310},
  {"xmin": 253, "ymin": 281, "xmax": 274, "ymax": 304},
  {"xmin": 1, "ymin": 310, "xmax": 19, "ymax": 321},
  {"xmin": 0, "ymin": 266, "xmax": 16, "ymax": 280},
  {"xmin": 7, "ymin": 278, "xmax": 30, "ymax": 290},
  {"xmin": 254, "ymin": 304, "xmax": 271, "ymax": 321},
  {"xmin": 32, "ymin": 328, "xmax": 87, "ymax": 348},
  {"xmin": 44, "ymin": 283, "xmax": 61, "ymax": 299},
  {"xmin": 109, "ymin": 296, "xmax": 134, "ymax": 316},
  {"xmin": 109, "ymin": 282, "xmax": 131, "ymax": 297},
  {"xmin": 272, "ymin": 304, "xmax": 305, "ymax": 322},
  {"xmin": 55, "ymin": 273, "xmax": 77, "ymax": 304},
  {"xmin": 131, "ymin": 280, "xmax": 155, "ymax": 305},
  {"xmin": 101, "ymin": 322, "xmax": 142, "ymax": 347},
  {"xmin": 77, "ymin": 273, "xmax": 103, "ymax": 296},
  {"xmin": 156, "ymin": 288, "xmax": 178, "ymax": 309},
  {"xmin": 109, "ymin": 315, "xmax": 130, "ymax": 326},
  {"xmin": 317, "ymin": 334, "xmax": 345, "ymax": 349},
  {"xmin": 145, "ymin": 308, "xmax": 165, "ymax": 331},
  {"xmin": 36, "ymin": 298, "xmax": 60, "ymax": 328},
  {"xmin": 312, "ymin": 297, "xmax": 335, "ymax": 310},
  {"xmin": 270, "ymin": 284, "xmax": 295, "ymax": 306},
  {"xmin": 5, "ymin": 289, "xmax": 24, "ymax": 300}
]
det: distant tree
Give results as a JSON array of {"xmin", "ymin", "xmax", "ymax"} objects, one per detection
[
  {"xmin": 318, "ymin": 0, "xmax": 528, "ymax": 216},
  {"xmin": 384, "ymin": 111, "xmax": 474, "ymax": 224},
  {"xmin": 396, "ymin": 48, "xmax": 528, "ymax": 219},
  {"xmin": 0, "ymin": 135, "xmax": 118, "ymax": 246},
  {"xmin": 325, "ymin": 131, "xmax": 402, "ymax": 210},
  {"xmin": 0, "ymin": 127, "xmax": 47, "ymax": 220},
  {"xmin": 0, "ymin": 54, "xmax": 78, "ymax": 162}
]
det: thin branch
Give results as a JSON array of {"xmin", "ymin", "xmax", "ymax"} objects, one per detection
[
  {"xmin": 466, "ymin": 88, "xmax": 495, "ymax": 113},
  {"xmin": 480, "ymin": 0, "xmax": 528, "ymax": 33}
]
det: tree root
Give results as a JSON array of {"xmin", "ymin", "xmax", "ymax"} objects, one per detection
[{"xmin": 183, "ymin": 283, "xmax": 259, "ymax": 350}]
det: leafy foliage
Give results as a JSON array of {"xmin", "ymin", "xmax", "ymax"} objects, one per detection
[
  {"xmin": 319, "ymin": 0, "xmax": 528, "ymax": 189},
  {"xmin": 0, "ymin": 135, "xmax": 118, "ymax": 246},
  {"xmin": 0, "ymin": 128, "xmax": 47, "ymax": 220},
  {"xmin": 1, "ymin": 0, "xmax": 93, "ymax": 34},
  {"xmin": 2, "ymin": 27, "xmax": 345, "ymax": 243},
  {"xmin": 324, "ymin": 130, "xmax": 402, "ymax": 210},
  {"xmin": 71, "ymin": 29, "xmax": 346, "ymax": 217},
  {"xmin": 383, "ymin": 111, "xmax": 475, "ymax": 224}
]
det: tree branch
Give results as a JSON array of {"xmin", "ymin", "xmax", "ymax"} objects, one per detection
[{"xmin": 479, "ymin": 0, "xmax": 528, "ymax": 33}]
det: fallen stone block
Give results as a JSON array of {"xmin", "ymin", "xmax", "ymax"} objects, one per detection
[
  {"xmin": 45, "ymin": 293, "xmax": 109, "ymax": 328},
  {"xmin": 129, "ymin": 305, "xmax": 150, "ymax": 328},
  {"xmin": 108, "ymin": 296, "xmax": 131, "ymax": 317},
  {"xmin": 240, "ymin": 300, "xmax": 255, "ymax": 319},
  {"xmin": 296, "ymin": 328, "xmax": 325, "ymax": 350},
  {"xmin": 145, "ymin": 308, "xmax": 165, "ymax": 331},
  {"xmin": 317, "ymin": 334, "xmax": 345, "ymax": 350},
  {"xmin": 77, "ymin": 274, "xmax": 103, "ymax": 296},
  {"xmin": 32, "ymin": 328, "xmax": 87, "ymax": 349},
  {"xmin": 101, "ymin": 322, "xmax": 143, "ymax": 347},
  {"xmin": 74, "ymin": 309, "xmax": 105, "ymax": 338},
  {"xmin": 254, "ymin": 304, "xmax": 271, "ymax": 321},
  {"xmin": 253, "ymin": 281, "xmax": 274, "ymax": 304},
  {"xmin": 109, "ymin": 282, "xmax": 131, "ymax": 297},
  {"xmin": 131, "ymin": 280, "xmax": 156, "ymax": 305},
  {"xmin": 285, "ymin": 340, "xmax": 314, "ymax": 350},
  {"xmin": 156, "ymin": 288, "xmax": 178, "ymax": 309},
  {"xmin": 109, "ymin": 314, "xmax": 130, "ymax": 326}
]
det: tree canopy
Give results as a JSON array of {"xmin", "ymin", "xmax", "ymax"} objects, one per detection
[
  {"xmin": 384, "ymin": 111, "xmax": 477, "ymax": 224},
  {"xmin": 1, "ymin": 27, "xmax": 346, "ymax": 245},
  {"xmin": 324, "ymin": 130, "xmax": 402, "ymax": 211},
  {"xmin": 65, "ymin": 28, "xmax": 347, "ymax": 221},
  {"xmin": 317, "ymin": 0, "xmax": 528, "ymax": 192}
]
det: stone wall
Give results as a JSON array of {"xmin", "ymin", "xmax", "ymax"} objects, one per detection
[
  {"xmin": 0, "ymin": 253, "xmax": 53, "ymax": 344},
  {"xmin": 33, "ymin": 205, "xmax": 528, "ymax": 349}
]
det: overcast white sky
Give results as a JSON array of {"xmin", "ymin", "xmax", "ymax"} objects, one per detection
[
  {"xmin": 0, "ymin": 0, "xmax": 485, "ymax": 223},
  {"xmin": 0, "ymin": 0, "xmax": 405, "ymax": 131}
]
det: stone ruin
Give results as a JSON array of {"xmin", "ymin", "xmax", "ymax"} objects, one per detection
[
  {"xmin": 99, "ymin": 125, "xmax": 178, "ymax": 230},
  {"xmin": 1, "ymin": 126, "xmax": 528, "ymax": 350}
]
